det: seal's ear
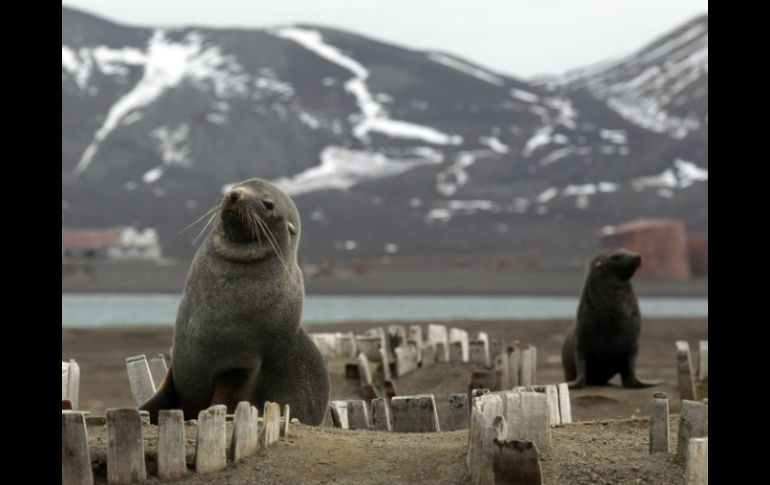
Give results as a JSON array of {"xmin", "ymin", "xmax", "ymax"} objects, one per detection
[{"xmin": 287, "ymin": 221, "xmax": 297, "ymax": 235}]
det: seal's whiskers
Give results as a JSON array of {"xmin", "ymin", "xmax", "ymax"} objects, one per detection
[
  {"xmin": 255, "ymin": 215, "xmax": 290, "ymax": 274},
  {"xmin": 193, "ymin": 211, "xmax": 219, "ymax": 245},
  {"xmin": 179, "ymin": 205, "xmax": 218, "ymax": 234}
]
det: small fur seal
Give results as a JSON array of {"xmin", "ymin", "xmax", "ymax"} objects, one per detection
[
  {"xmin": 562, "ymin": 248, "xmax": 662, "ymax": 389},
  {"xmin": 141, "ymin": 178, "xmax": 330, "ymax": 424}
]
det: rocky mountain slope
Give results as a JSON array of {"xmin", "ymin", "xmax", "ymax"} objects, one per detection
[{"xmin": 62, "ymin": 7, "xmax": 708, "ymax": 263}]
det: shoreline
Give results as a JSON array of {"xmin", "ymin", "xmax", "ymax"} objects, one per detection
[
  {"xmin": 62, "ymin": 262, "xmax": 708, "ymax": 297},
  {"xmin": 61, "ymin": 315, "xmax": 708, "ymax": 330}
]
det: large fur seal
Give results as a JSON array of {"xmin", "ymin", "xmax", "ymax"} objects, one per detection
[
  {"xmin": 140, "ymin": 178, "xmax": 330, "ymax": 424},
  {"xmin": 562, "ymin": 248, "xmax": 662, "ymax": 389}
]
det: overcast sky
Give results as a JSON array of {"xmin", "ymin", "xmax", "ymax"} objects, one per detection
[{"xmin": 62, "ymin": 0, "xmax": 707, "ymax": 78}]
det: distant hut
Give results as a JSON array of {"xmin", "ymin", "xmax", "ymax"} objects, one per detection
[
  {"xmin": 62, "ymin": 227, "xmax": 161, "ymax": 261},
  {"xmin": 600, "ymin": 218, "xmax": 691, "ymax": 281},
  {"xmin": 61, "ymin": 227, "xmax": 124, "ymax": 259}
]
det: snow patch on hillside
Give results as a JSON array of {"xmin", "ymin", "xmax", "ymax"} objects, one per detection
[
  {"xmin": 272, "ymin": 146, "xmax": 443, "ymax": 196},
  {"xmin": 274, "ymin": 27, "xmax": 463, "ymax": 146}
]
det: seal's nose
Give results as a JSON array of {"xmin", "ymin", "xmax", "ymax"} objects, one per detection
[{"xmin": 228, "ymin": 189, "xmax": 241, "ymax": 203}]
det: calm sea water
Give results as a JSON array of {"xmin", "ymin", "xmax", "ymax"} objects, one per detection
[{"xmin": 61, "ymin": 294, "xmax": 708, "ymax": 327}]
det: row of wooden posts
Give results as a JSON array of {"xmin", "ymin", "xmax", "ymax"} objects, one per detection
[
  {"xmin": 63, "ymin": 335, "xmax": 707, "ymax": 484},
  {"xmin": 126, "ymin": 353, "xmax": 168, "ymax": 407},
  {"xmin": 63, "ymin": 354, "xmax": 165, "ymax": 412},
  {"xmin": 62, "ymin": 400, "xmax": 291, "ymax": 485},
  {"xmin": 466, "ymin": 388, "xmax": 708, "ymax": 485},
  {"xmin": 72, "ymin": 335, "xmax": 698, "ymax": 417},
  {"xmin": 318, "ymin": 324, "xmax": 540, "ymax": 409},
  {"xmin": 649, "ymin": 392, "xmax": 708, "ymax": 485},
  {"xmin": 323, "ymin": 382, "xmax": 572, "ymax": 434},
  {"xmin": 310, "ymin": 323, "xmax": 536, "ymax": 377}
]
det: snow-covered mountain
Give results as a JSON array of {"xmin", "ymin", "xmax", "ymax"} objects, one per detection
[
  {"xmin": 62, "ymin": 7, "xmax": 708, "ymax": 263},
  {"xmin": 545, "ymin": 15, "xmax": 707, "ymax": 140}
]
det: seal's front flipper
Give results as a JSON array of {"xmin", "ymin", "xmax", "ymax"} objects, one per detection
[
  {"xmin": 139, "ymin": 365, "xmax": 180, "ymax": 424},
  {"xmin": 620, "ymin": 355, "xmax": 664, "ymax": 388},
  {"xmin": 622, "ymin": 376, "xmax": 665, "ymax": 388}
]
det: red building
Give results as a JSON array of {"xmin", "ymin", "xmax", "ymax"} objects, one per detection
[
  {"xmin": 600, "ymin": 219, "xmax": 691, "ymax": 281},
  {"xmin": 687, "ymin": 233, "xmax": 708, "ymax": 277}
]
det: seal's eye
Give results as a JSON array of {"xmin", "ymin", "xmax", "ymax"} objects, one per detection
[{"xmin": 262, "ymin": 199, "xmax": 274, "ymax": 210}]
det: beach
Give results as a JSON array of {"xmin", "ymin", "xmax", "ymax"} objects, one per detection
[{"xmin": 63, "ymin": 317, "xmax": 707, "ymax": 484}]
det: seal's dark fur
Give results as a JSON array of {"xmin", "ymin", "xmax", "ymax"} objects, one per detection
[
  {"xmin": 562, "ymin": 249, "xmax": 660, "ymax": 388},
  {"xmin": 141, "ymin": 178, "xmax": 330, "ymax": 424}
]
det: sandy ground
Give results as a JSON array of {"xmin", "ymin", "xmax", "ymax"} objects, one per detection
[{"xmin": 63, "ymin": 317, "xmax": 708, "ymax": 484}]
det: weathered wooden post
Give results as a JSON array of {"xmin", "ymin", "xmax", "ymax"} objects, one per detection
[
  {"xmin": 379, "ymin": 347, "xmax": 392, "ymax": 380},
  {"xmin": 449, "ymin": 327, "xmax": 470, "ymax": 362},
  {"xmin": 158, "ymin": 409, "xmax": 186, "ymax": 479},
  {"xmin": 685, "ymin": 437, "xmax": 708, "ymax": 485},
  {"xmin": 62, "ymin": 359, "xmax": 81, "ymax": 410},
  {"xmin": 408, "ymin": 325, "xmax": 424, "ymax": 363},
  {"xmin": 106, "ymin": 408, "xmax": 146, "ymax": 484},
  {"xmin": 677, "ymin": 399, "xmax": 708, "ymax": 460},
  {"xmin": 449, "ymin": 341, "xmax": 464, "ymax": 363},
  {"xmin": 62, "ymin": 411, "xmax": 93, "ymax": 485},
  {"xmin": 148, "ymin": 354, "xmax": 168, "ymax": 388},
  {"xmin": 517, "ymin": 391, "xmax": 551, "ymax": 450},
  {"xmin": 428, "ymin": 324, "xmax": 450, "ymax": 362},
  {"xmin": 329, "ymin": 400, "xmax": 349, "ymax": 429},
  {"xmin": 391, "ymin": 394, "xmax": 440, "ymax": 432},
  {"xmin": 62, "ymin": 361, "xmax": 69, "ymax": 402},
  {"xmin": 347, "ymin": 400, "xmax": 372, "ymax": 430},
  {"xmin": 283, "ymin": 404, "xmax": 291, "ymax": 438},
  {"xmin": 195, "ymin": 405, "xmax": 227, "ymax": 473},
  {"xmin": 336, "ymin": 332, "xmax": 357, "ymax": 358},
  {"xmin": 125, "ymin": 354, "xmax": 156, "ymax": 406},
  {"xmin": 357, "ymin": 352, "xmax": 373, "ymax": 385},
  {"xmin": 250, "ymin": 405, "xmax": 260, "ymax": 450},
  {"xmin": 468, "ymin": 407, "xmax": 494, "ymax": 484},
  {"xmin": 371, "ymin": 398, "xmax": 392, "ymax": 431},
  {"xmin": 556, "ymin": 383, "xmax": 572, "ymax": 424},
  {"xmin": 490, "ymin": 340, "xmax": 505, "ymax": 362},
  {"xmin": 231, "ymin": 402, "xmax": 257, "ymax": 461},
  {"xmin": 499, "ymin": 351, "xmax": 511, "ymax": 391},
  {"xmin": 470, "ymin": 340, "xmax": 490, "ymax": 368},
  {"xmin": 698, "ymin": 340, "xmax": 708, "ymax": 382},
  {"xmin": 520, "ymin": 347, "xmax": 533, "ymax": 386},
  {"xmin": 395, "ymin": 346, "xmax": 419, "ymax": 376},
  {"xmin": 273, "ymin": 403, "xmax": 282, "ymax": 441},
  {"xmin": 649, "ymin": 392, "xmax": 670, "ymax": 453},
  {"xmin": 508, "ymin": 347, "xmax": 520, "ymax": 388},
  {"xmin": 675, "ymin": 341, "xmax": 696, "ymax": 401}
]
